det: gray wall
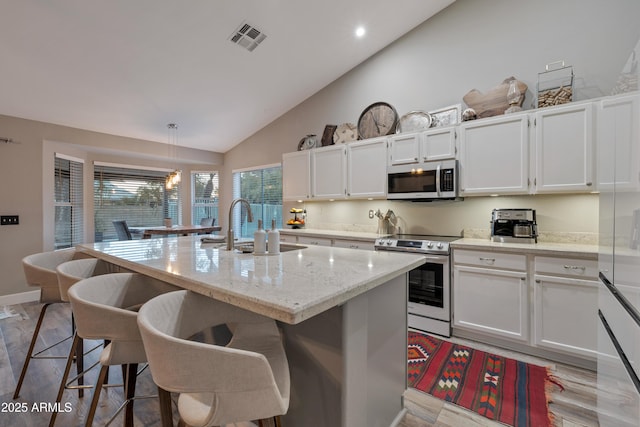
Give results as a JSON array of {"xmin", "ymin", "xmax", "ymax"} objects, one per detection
[
  {"xmin": 0, "ymin": 114, "xmax": 222, "ymax": 299},
  {"xmin": 221, "ymin": 0, "xmax": 640, "ymax": 235}
]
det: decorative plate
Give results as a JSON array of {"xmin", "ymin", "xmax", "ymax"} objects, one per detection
[
  {"xmin": 297, "ymin": 134, "xmax": 318, "ymax": 150},
  {"xmin": 333, "ymin": 123, "xmax": 358, "ymax": 144},
  {"xmin": 395, "ymin": 111, "xmax": 433, "ymax": 133}
]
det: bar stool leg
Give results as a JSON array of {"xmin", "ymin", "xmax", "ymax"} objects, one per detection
[
  {"xmin": 124, "ymin": 363, "xmax": 138, "ymax": 427},
  {"xmin": 48, "ymin": 333, "xmax": 81, "ymax": 427},
  {"xmin": 158, "ymin": 387, "xmax": 174, "ymax": 427},
  {"xmin": 13, "ymin": 303, "xmax": 51, "ymax": 399},
  {"xmin": 85, "ymin": 365, "xmax": 109, "ymax": 427}
]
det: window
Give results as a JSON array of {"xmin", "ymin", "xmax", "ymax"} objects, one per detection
[
  {"xmin": 232, "ymin": 164, "xmax": 282, "ymax": 238},
  {"xmin": 192, "ymin": 171, "xmax": 219, "ymax": 225},
  {"xmin": 54, "ymin": 154, "xmax": 84, "ymax": 249},
  {"xmin": 94, "ymin": 163, "xmax": 181, "ymax": 241}
]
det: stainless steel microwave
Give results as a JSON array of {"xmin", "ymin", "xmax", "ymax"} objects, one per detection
[{"xmin": 387, "ymin": 159, "xmax": 458, "ymax": 200}]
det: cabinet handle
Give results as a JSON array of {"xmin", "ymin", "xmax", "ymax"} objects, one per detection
[
  {"xmin": 586, "ymin": 182, "xmax": 593, "ymax": 186},
  {"xmin": 349, "ymin": 245, "xmax": 358, "ymax": 249},
  {"xmin": 563, "ymin": 265, "xmax": 586, "ymax": 271},
  {"xmin": 414, "ymin": 157, "xmax": 418, "ymax": 161},
  {"xmin": 520, "ymin": 277, "xmax": 526, "ymax": 281},
  {"xmin": 479, "ymin": 257, "xmax": 496, "ymax": 264}
]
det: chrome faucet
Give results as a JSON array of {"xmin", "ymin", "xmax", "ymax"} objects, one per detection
[{"xmin": 226, "ymin": 198, "xmax": 254, "ymax": 250}]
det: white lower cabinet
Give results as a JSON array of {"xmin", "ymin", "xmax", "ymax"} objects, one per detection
[
  {"xmin": 279, "ymin": 232, "xmax": 376, "ymax": 251},
  {"xmin": 533, "ymin": 255, "xmax": 599, "ymax": 359},
  {"xmin": 453, "ymin": 253, "xmax": 529, "ymax": 342},
  {"xmin": 533, "ymin": 274, "xmax": 599, "ymax": 358},
  {"xmin": 453, "ymin": 248, "xmax": 599, "ymax": 364},
  {"xmin": 332, "ymin": 238, "xmax": 375, "ymax": 251},
  {"xmin": 297, "ymin": 236, "xmax": 332, "ymax": 246}
]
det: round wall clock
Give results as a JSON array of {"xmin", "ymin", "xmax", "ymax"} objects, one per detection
[{"xmin": 357, "ymin": 102, "xmax": 398, "ymax": 140}]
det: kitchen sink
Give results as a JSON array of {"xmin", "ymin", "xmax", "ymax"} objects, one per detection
[{"xmin": 234, "ymin": 242, "xmax": 307, "ymax": 254}]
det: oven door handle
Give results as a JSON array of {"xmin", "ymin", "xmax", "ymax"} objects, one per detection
[
  {"xmin": 436, "ymin": 163, "xmax": 441, "ymax": 197},
  {"xmin": 422, "ymin": 255, "xmax": 448, "ymax": 263}
]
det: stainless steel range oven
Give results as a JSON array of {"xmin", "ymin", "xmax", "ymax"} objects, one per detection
[{"xmin": 375, "ymin": 235, "xmax": 459, "ymax": 337}]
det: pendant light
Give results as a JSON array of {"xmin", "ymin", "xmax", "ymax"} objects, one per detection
[{"xmin": 165, "ymin": 123, "xmax": 181, "ymax": 189}]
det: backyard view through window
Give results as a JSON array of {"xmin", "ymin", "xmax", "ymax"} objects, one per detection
[
  {"xmin": 232, "ymin": 165, "xmax": 282, "ymax": 238},
  {"xmin": 192, "ymin": 171, "xmax": 219, "ymax": 226},
  {"xmin": 94, "ymin": 164, "xmax": 181, "ymax": 241}
]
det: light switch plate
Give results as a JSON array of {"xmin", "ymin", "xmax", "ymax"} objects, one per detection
[{"xmin": 1, "ymin": 215, "xmax": 19, "ymax": 225}]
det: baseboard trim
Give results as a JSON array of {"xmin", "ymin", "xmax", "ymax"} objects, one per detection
[
  {"xmin": 0, "ymin": 290, "xmax": 40, "ymax": 306},
  {"xmin": 389, "ymin": 408, "xmax": 408, "ymax": 427}
]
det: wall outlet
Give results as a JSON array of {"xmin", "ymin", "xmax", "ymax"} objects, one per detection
[
  {"xmin": 1, "ymin": 215, "xmax": 19, "ymax": 225},
  {"xmin": 368, "ymin": 210, "xmax": 374, "ymax": 219}
]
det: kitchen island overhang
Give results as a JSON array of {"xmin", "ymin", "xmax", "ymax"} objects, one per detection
[{"xmin": 77, "ymin": 236, "xmax": 426, "ymax": 426}]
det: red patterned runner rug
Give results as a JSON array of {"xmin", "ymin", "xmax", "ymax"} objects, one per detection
[{"xmin": 408, "ymin": 331, "xmax": 561, "ymax": 427}]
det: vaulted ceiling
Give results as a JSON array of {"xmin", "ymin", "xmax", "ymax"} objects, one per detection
[{"xmin": 0, "ymin": 0, "xmax": 454, "ymax": 152}]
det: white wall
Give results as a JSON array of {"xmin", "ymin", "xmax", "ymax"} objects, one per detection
[{"xmin": 221, "ymin": 0, "xmax": 640, "ymax": 237}]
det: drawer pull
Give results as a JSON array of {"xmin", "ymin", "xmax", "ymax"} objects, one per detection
[
  {"xmin": 479, "ymin": 257, "xmax": 496, "ymax": 264},
  {"xmin": 563, "ymin": 265, "xmax": 586, "ymax": 271}
]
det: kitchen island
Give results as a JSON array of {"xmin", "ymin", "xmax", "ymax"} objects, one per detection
[{"xmin": 78, "ymin": 235, "xmax": 425, "ymax": 427}]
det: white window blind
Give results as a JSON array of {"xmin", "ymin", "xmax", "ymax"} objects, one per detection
[
  {"xmin": 94, "ymin": 164, "xmax": 181, "ymax": 241},
  {"xmin": 232, "ymin": 164, "xmax": 282, "ymax": 238},
  {"xmin": 54, "ymin": 154, "xmax": 84, "ymax": 249},
  {"xmin": 192, "ymin": 171, "xmax": 219, "ymax": 225}
]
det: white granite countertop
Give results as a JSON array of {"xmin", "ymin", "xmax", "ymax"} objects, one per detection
[
  {"xmin": 451, "ymin": 238, "xmax": 598, "ymax": 259},
  {"xmin": 78, "ymin": 235, "xmax": 425, "ymax": 324},
  {"xmin": 279, "ymin": 228, "xmax": 388, "ymax": 242}
]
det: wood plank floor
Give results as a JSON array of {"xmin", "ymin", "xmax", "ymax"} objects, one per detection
[{"xmin": 1, "ymin": 302, "xmax": 599, "ymax": 426}]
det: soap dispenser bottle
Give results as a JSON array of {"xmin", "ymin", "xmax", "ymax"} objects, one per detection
[
  {"xmin": 253, "ymin": 219, "xmax": 267, "ymax": 254},
  {"xmin": 267, "ymin": 219, "xmax": 280, "ymax": 254}
]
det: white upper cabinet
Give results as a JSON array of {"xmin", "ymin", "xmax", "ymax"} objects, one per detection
[
  {"xmin": 533, "ymin": 102, "xmax": 594, "ymax": 193},
  {"xmin": 282, "ymin": 150, "xmax": 311, "ymax": 201},
  {"xmin": 597, "ymin": 93, "xmax": 640, "ymax": 191},
  {"xmin": 420, "ymin": 127, "xmax": 456, "ymax": 161},
  {"xmin": 458, "ymin": 113, "xmax": 529, "ymax": 196},
  {"xmin": 347, "ymin": 137, "xmax": 388, "ymax": 199},
  {"xmin": 388, "ymin": 127, "xmax": 456, "ymax": 166},
  {"xmin": 311, "ymin": 145, "xmax": 347, "ymax": 199},
  {"xmin": 388, "ymin": 132, "xmax": 420, "ymax": 165}
]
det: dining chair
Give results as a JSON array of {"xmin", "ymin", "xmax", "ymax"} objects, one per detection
[
  {"xmin": 112, "ymin": 220, "xmax": 133, "ymax": 241},
  {"xmin": 137, "ymin": 289, "xmax": 290, "ymax": 427},
  {"xmin": 65, "ymin": 273, "xmax": 178, "ymax": 427},
  {"xmin": 198, "ymin": 217, "xmax": 215, "ymax": 234},
  {"xmin": 13, "ymin": 248, "xmax": 88, "ymax": 399}
]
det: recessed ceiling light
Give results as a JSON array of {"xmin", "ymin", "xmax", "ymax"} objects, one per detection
[{"xmin": 355, "ymin": 26, "xmax": 366, "ymax": 38}]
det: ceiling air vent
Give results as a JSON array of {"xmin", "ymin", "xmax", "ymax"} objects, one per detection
[{"xmin": 229, "ymin": 22, "xmax": 266, "ymax": 52}]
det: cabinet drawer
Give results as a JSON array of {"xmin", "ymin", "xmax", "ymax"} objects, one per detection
[
  {"xmin": 279, "ymin": 234, "xmax": 297, "ymax": 243},
  {"xmin": 534, "ymin": 256, "xmax": 598, "ymax": 279},
  {"xmin": 297, "ymin": 236, "xmax": 332, "ymax": 246},
  {"xmin": 454, "ymin": 249, "xmax": 526, "ymax": 271},
  {"xmin": 333, "ymin": 239, "xmax": 374, "ymax": 251}
]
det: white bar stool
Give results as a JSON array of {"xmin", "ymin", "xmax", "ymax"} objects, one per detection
[
  {"xmin": 137, "ymin": 289, "xmax": 290, "ymax": 427},
  {"xmin": 49, "ymin": 257, "xmax": 114, "ymax": 426},
  {"xmin": 67, "ymin": 272, "xmax": 178, "ymax": 427},
  {"xmin": 13, "ymin": 248, "xmax": 87, "ymax": 399}
]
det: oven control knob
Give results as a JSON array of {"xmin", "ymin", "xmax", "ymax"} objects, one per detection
[
  {"xmin": 426, "ymin": 242, "xmax": 433, "ymax": 248},
  {"xmin": 437, "ymin": 242, "xmax": 444, "ymax": 249},
  {"xmin": 386, "ymin": 240, "xmax": 393, "ymax": 245}
]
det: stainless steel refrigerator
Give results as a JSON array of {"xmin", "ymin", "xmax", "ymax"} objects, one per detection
[{"xmin": 597, "ymin": 92, "xmax": 640, "ymax": 426}]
